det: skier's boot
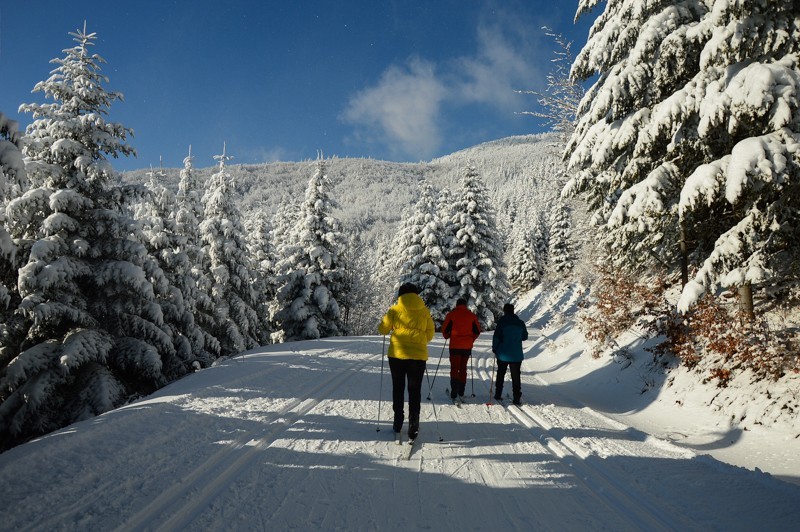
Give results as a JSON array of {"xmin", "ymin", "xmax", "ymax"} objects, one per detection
[
  {"xmin": 494, "ymin": 381, "xmax": 503, "ymax": 401},
  {"xmin": 409, "ymin": 416, "xmax": 419, "ymax": 441}
]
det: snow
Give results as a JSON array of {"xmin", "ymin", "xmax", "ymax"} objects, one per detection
[{"xmin": 1, "ymin": 283, "xmax": 799, "ymax": 530}]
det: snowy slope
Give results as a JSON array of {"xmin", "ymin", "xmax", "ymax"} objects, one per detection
[{"xmin": 1, "ymin": 287, "xmax": 799, "ymax": 531}]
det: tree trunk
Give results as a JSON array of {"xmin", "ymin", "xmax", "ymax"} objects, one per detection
[
  {"xmin": 738, "ymin": 283, "xmax": 755, "ymax": 321},
  {"xmin": 679, "ymin": 223, "xmax": 689, "ymax": 287}
]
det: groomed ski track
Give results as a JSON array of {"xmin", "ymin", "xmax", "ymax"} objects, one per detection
[{"xmin": 2, "ymin": 300, "xmax": 800, "ymax": 530}]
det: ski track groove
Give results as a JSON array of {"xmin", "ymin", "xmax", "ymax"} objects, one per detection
[
  {"xmin": 115, "ymin": 348, "xmax": 377, "ymax": 532},
  {"xmin": 28, "ymin": 353, "xmax": 299, "ymax": 532},
  {"xmin": 471, "ymin": 350, "xmax": 694, "ymax": 532}
]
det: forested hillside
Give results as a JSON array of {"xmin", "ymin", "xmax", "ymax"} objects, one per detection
[{"xmin": 123, "ymin": 133, "xmax": 566, "ymax": 242}]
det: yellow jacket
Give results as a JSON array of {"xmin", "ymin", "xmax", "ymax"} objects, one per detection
[{"xmin": 378, "ymin": 293, "xmax": 434, "ymax": 360}]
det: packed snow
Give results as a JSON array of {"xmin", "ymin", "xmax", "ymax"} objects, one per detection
[{"xmin": 1, "ymin": 284, "xmax": 798, "ymax": 531}]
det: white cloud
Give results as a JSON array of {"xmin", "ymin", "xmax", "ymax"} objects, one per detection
[
  {"xmin": 454, "ymin": 23, "xmax": 539, "ymax": 110},
  {"xmin": 341, "ymin": 57, "xmax": 446, "ymax": 160},
  {"xmin": 342, "ymin": 17, "xmax": 541, "ymax": 160}
]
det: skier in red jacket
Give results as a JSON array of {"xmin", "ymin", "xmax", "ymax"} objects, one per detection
[{"xmin": 441, "ymin": 298, "xmax": 481, "ymax": 400}]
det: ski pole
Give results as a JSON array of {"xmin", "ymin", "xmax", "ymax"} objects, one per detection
[
  {"xmin": 424, "ymin": 366, "xmax": 445, "ymax": 442},
  {"xmin": 376, "ymin": 336, "xmax": 386, "ymax": 432},
  {"xmin": 426, "ymin": 337, "xmax": 448, "ymax": 400},
  {"xmin": 470, "ymin": 354, "xmax": 476, "ymax": 397},
  {"xmin": 486, "ymin": 353, "xmax": 496, "ymax": 406}
]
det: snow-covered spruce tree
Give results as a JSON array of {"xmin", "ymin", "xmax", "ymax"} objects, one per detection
[
  {"xmin": 565, "ymin": 0, "xmax": 710, "ymax": 279},
  {"xmin": 339, "ymin": 231, "xmax": 385, "ymax": 335},
  {"xmin": 566, "ymin": 1, "xmax": 800, "ymax": 316},
  {"xmin": 243, "ymin": 209, "xmax": 275, "ymax": 343},
  {"xmin": 397, "ymin": 181, "xmax": 452, "ymax": 325},
  {"xmin": 0, "ymin": 26, "xmax": 176, "ymax": 449},
  {"xmin": 436, "ymin": 186, "xmax": 459, "ymax": 291},
  {"xmin": 273, "ymin": 159, "xmax": 347, "ymax": 341},
  {"xmin": 674, "ymin": 4, "xmax": 800, "ymax": 313},
  {"xmin": 507, "ymin": 214, "xmax": 548, "ymax": 292},
  {"xmin": 136, "ymin": 163, "xmax": 210, "ymax": 375},
  {"xmin": 0, "ymin": 114, "xmax": 25, "ymax": 311},
  {"xmin": 270, "ymin": 197, "xmax": 301, "ymax": 259},
  {"xmin": 373, "ymin": 231, "xmax": 402, "ymax": 309},
  {"xmin": 0, "ymin": 114, "xmax": 28, "ymax": 374},
  {"xmin": 174, "ymin": 146, "xmax": 220, "ymax": 360},
  {"xmin": 548, "ymin": 200, "xmax": 574, "ymax": 276},
  {"xmin": 448, "ymin": 166, "xmax": 509, "ymax": 328},
  {"xmin": 199, "ymin": 145, "xmax": 265, "ymax": 355}
]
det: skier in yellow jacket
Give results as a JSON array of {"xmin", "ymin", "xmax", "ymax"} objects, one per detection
[{"xmin": 378, "ymin": 283, "xmax": 435, "ymax": 440}]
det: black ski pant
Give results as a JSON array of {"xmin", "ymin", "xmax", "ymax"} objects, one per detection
[
  {"xmin": 389, "ymin": 357, "xmax": 426, "ymax": 432},
  {"xmin": 449, "ymin": 348, "xmax": 471, "ymax": 397},
  {"xmin": 495, "ymin": 360, "xmax": 521, "ymax": 402}
]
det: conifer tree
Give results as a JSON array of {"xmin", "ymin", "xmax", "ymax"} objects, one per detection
[
  {"xmin": 174, "ymin": 146, "xmax": 219, "ymax": 359},
  {"xmin": 271, "ymin": 197, "xmax": 301, "ymax": 259},
  {"xmin": 397, "ymin": 181, "xmax": 452, "ymax": 325},
  {"xmin": 507, "ymin": 216, "xmax": 548, "ymax": 292},
  {"xmin": 244, "ymin": 210, "xmax": 276, "ymax": 343},
  {"xmin": 199, "ymin": 145, "xmax": 264, "ymax": 355},
  {"xmin": 0, "ymin": 26, "xmax": 174, "ymax": 448},
  {"xmin": 566, "ymin": 1, "xmax": 800, "ymax": 314},
  {"xmin": 448, "ymin": 166, "xmax": 509, "ymax": 328},
  {"xmin": 136, "ymin": 162, "xmax": 209, "ymax": 374},
  {"xmin": 274, "ymin": 159, "xmax": 347, "ymax": 340},
  {"xmin": 548, "ymin": 200, "xmax": 574, "ymax": 275},
  {"xmin": 0, "ymin": 114, "xmax": 28, "ymax": 376},
  {"xmin": 436, "ymin": 187, "xmax": 458, "ymax": 291}
]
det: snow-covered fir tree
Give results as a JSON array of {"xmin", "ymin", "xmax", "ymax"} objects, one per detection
[
  {"xmin": 548, "ymin": 200, "xmax": 574, "ymax": 276},
  {"xmin": 448, "ymin": 166, "xmax": 509, "ymax": 328},
  {"xmin": 566, "ymin": 1, "xmax": 800, "ymax": 314},
  {"xmin": 373, "ymin": 231, "xmax": 402, "ymax": 310},
  {"xmin": 338, "ymin": 231, "xmax": 385, "ymax": 335},
  {"xmin": 396, "ymin": 181, "xmax": 452, "ymax": 325},
  {"xmin": 435, "ymin": 186, "xmax": 458, "ymax": 290},
  {"xmin": 273, "ymin": 159, "xmax": 347, "ymax": 341},
  {"xmin": 174, "ymin": 146, "xmax": 220, "ymax": 359},
  {"xmin": 0, "ymin": 113, "xmax": 28, "ymax": 374},
  {"xmin": 243, "ymin": 207, "xmax": 276, "ymax": 341},
  {"xmin": 507, "ymin": 214, "xmax": 548, "ymax": 292},
  {"xmin": 199, "ymin": 145, "xmax": 264, "ymax": 356},
  {"xmin": 136, "ymin": 162, "xmax": 210, "ymax": 374},
  {"xmin": 270, "ymin": 197, "xmax": 301, "ymax": 259},
  {"xmin": 0, "ymin": 114, "xmax": 25, "ymax": 310},
  {"xmin": 0, "ymin": 26, "xmax": 176, "ymax": 450}
]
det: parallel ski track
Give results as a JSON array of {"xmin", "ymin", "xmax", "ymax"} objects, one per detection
[
  {"xmin": 472, "ymin": 350, "xmax": 695, "ymax": 532},
  {"xmin": 28, "ymin": 353, "xmax": 294, "ymax": 532},
  {"xmin": 116, "ymin": 344, "xmax": 377, "ymax": 532}
]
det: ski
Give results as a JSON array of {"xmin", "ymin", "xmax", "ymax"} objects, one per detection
[
  {"xmin": 403, "ymin": 437, "xmax": 419, "ymax": 460},
  {"xmin": 445, "ymin": 388, "xmax": 462, "ymax": 408},
  {"xmin": 487, "ymin": 393, "xmax": 511, "ymax": 407},
  {"xmin": 490, "ymin": 394, "xmax": 514, "ymax": 406}
]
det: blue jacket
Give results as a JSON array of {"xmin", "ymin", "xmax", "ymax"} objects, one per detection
[{"xmin": 492, "ymin": 313, "xmax": 528, "ymax": 362}]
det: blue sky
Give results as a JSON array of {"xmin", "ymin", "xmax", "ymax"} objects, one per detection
[{"xmin": 1, "ymin": 1, "xmax": 594, "ymax": 171}]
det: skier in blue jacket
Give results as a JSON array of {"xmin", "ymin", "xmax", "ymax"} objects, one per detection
[{"xmin": 492, "ymin": 303, "xmax": 528, "ymax": 405}]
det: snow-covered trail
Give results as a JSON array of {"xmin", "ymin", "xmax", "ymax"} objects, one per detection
[{"xmin": 2, "ymin": 331, "xmax": 799, "ymax": 531}]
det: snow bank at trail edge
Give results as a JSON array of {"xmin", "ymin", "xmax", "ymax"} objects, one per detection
[{"xmin": 519, "ymin": 282, "xmax": 800, "ymax": 486}]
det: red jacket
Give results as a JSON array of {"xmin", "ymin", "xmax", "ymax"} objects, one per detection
[{"xmin": 442, "ymin": 304, "xmax": 480, "ymax": 349}]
